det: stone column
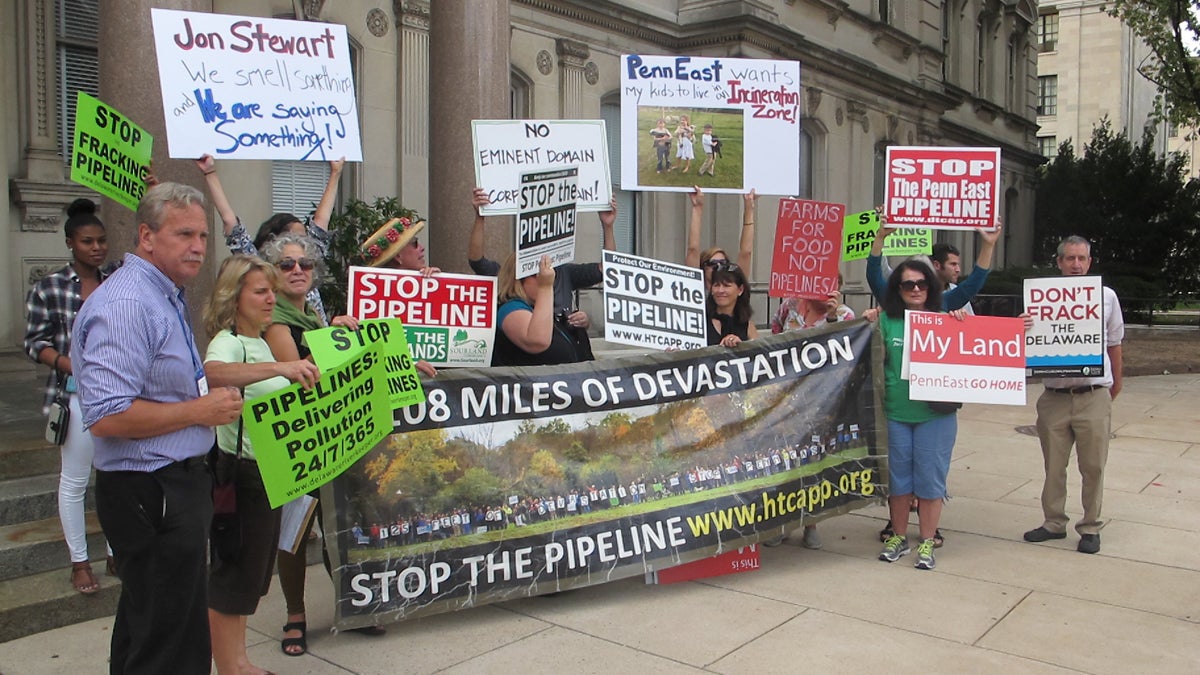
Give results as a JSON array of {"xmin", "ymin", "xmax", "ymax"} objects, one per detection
[
  {"xmin": 428, "ymin": 0, "xmax": 510, "ymax": 274},
  {"xmin": 99, "ymin": 0, "xmax": 215, "ymax": 324},
  {"xmin": 556, "ymin": 38, "xmax": 589, "ymax": 119}
]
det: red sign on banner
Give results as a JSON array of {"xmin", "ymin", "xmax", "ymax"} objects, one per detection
[
  {"xmin": 904, "ymin": 311, "xmax": 1026, "ymax": 405},
  {"xmin": 769, "ymin": 198, "xmax": 844, "ymax": 299},
  {"xmin": 884, "ymin": 146, "xmax": 1000, "ymax": 230},
  {"xmin": 651, "ymin": 545, "xmax": 760, "ymax": 584}
]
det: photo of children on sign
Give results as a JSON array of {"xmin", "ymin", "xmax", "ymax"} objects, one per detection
[{"xmin": 637, "ymin": 107, "xmax": 744, "ymax": 190}]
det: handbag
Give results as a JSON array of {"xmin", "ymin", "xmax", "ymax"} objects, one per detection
[
  {"xmin": 210, "ymin": 336, "xmax": 247, "ymax": 563},
  {"xmin": 927, "ymin": 401, "xmax": 963, "ymax": 414},
  {"xmin": 44, "ymin": 375, "xmax": 69, "ymax": 445}
]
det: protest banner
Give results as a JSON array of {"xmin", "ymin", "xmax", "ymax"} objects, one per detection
[
  {"xmin": 904, "ymin": 311, "xmax": 1026, "ymax": 406},
  {"xmin": 884, "ymin": 147, "xmax": 1000, "ymax": 230},
  {"xmin": 70, "ymin": 93, "xmax": 153, "ymax": 211},
  {"xmin": 770, "ymin": 198, "xmax": 844, "ymax": 299},
  {"xmin": 619, "ymin": 55, "xmax": 801, "ymax": 195},
  {"xmin": 245, "ymin": 343, "xmax": 390, "ymax": 508},
  {"xmin": 472, "ymin": 120, "xmax": 611, "ymax": 214},
  {"xmin": 1024, "ymin": 276, "xmax": 1106, "ymax": 377},
  {"xmin": 150, "ymin": 8, "xmax": 362, "ymax": 161},
  {"xmin": 516, "ymin": 167, "xmax": 578, "ymax": 278},
  {"xmin": 320, "ymin": 322, "xmax": 884, "ymax": 629},
  {"xmin": 347, "ymin": 267, "xmax": 496, "ymax": 367},
  {"xmin": 841, "ymin": 209, "xmax": 932, "ymax": 262},
  {"xmin": 602, "ymin": 251, "xmax": 706, "ymax": 350},
  {"xmin": 305, "ymin": 319, "xmax": 424, "ymax": 409}
]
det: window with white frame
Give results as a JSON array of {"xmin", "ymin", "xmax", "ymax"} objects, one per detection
[
  {"xmin": 1037, "ymin": 75, "xmax": 1058, "ymax": 116},
  {"xmin": 57, "ymin": 0, "xmax": 100, "ymax": 164},
  {"xmin": 1038, "ymin": 135, "xmax": 1057, "ymax": 160},
  {"xmin": 1037, "ymin": 12, "xmax": 1059, "ymax": 52}
]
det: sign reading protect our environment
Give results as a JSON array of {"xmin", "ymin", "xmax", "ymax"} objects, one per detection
[
  {"xmin": 305, "ymin": 319, "xmax": 424, "ymax": 409},
  {"xmin": 884, "ymin": 147, "xmax": 1000, "ymax": 230},
  {"xmin": 347, "ymin": 267, "xmax": 496, "ymax": 367},
  {"xmin": 245, "ymin": 342, "xmax": 390, "ymax": 508},
  {"xmin": 1023, "ymin": 276, "xmax": 1106, "ymax": 377},
  {"xmin": 517, "ymin": 167, "xmax": 578, "ymax": 278},
  {"xmin": 472, "ymin": 120, "xmax": 612, "ymax": 214},
  {"xmin": 70, "ymin": 93, "xmax": 153, "ymax": 211},
  {"xmin": 602, "ymin": 250, "xmax": 706, "ymax": 350},
  {"xmin": 903, "ymin": 311, "xmax": 1026, "ymax": 406},
  {"xmin": 841, "ymin": 209, "xmax": 932, "ymax": 261},
  {"xmin": 769, "ymin": 198, "xmax": 844, "ymax": 299},
  {"xmin": 619, "ymin": 55, "xmax": 801, "ymax": 195},
  {"xmin": 149, "ymin": 8, "xmax": 363, "ymax": 161}
]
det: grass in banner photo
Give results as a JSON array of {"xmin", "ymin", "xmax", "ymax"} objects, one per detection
[{"xmin": 638, "ymin": 106, "xmax": 744, "ymax": 189}]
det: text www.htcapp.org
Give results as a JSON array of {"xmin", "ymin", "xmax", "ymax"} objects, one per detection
[{"xmin": 684, "ymin": 469, "xmax": 875, "ymax": 538}]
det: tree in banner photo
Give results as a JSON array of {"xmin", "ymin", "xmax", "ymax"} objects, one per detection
[{"xmin": 319, "ymin": 321, "xmax": 886, "ymax": 629}]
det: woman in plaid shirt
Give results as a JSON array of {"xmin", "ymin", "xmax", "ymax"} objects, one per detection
[{"xmin": 24, "ymin": 198, "xmax": 114, "ymax": 595}]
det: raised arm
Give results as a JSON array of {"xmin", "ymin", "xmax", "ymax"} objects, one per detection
[
  {"xmin": 945, "ymin": 223, "xmax": 1001, "ymax": 310},
  {"xmin": 500, "ymin": 256, "xmax": 557, "ymax": 353},
  {"xmin": 866, "ymin": 210, "xmax": 896, "ymax": 303},
  {"xmin": 685, "ymin": 186, "xmax": 704, "ymax": 267},
  {"xmin": 196, "ymin": 154, "xmax": 239, "ymax": 237},
  {"xmin": 310, "ymin": 157, "xmax": 345, "ymax": 232},
  {"xmin": 468, "ymin": 187, "xmax": 490, "ymax": 262},
  {"xmin": 738, "ymin": 189, "xmax": 756, "ymax": 270}
]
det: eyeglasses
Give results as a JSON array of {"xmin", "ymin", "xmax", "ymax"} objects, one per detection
[
  {"xmin": 899, "ymin": 279, "xmax": 929, "ymax": 292},
  {"xmin": 705, "ymin": 260, "xmax": 740, "ymax": 272},
  {"xmin": 277, "ymin": 257, "xmax": 315, "ymax": 272}
]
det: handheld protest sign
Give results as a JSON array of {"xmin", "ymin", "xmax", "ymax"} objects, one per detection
[
  {"xmin": 619, "ymin": 54, "xmax": 801, "ymax": 196},
  {"xmin": 70, "ymin": 93, "xmax": 153, "ymax": 211},
  {"xmin": 516, "ymin": 167, "xmax": 578, "ymax": 279},
  {"xmin": 602, "ymin": 251, "xmax": 706, "ymax": 350},
  {"xmin": 841, "ymin": 210, "xmax": 931, "ymax": 261},
  {"xmin": 769, "ymin": 198, "xmax": 844, "ymax": 299},
  {"xmin": 305, "ymin": 318, "xmax": 424, "ymax": 409},
  {"xmin": 472, "ymin": 120, "xmax": 611, "ymax": 215},
  {"xmin": 884, "ymin": 147, "xmax": 1000, "ymax": 230},
  {"xmin": 904, "ymin": 311, "xmax": 1026, "ymax": 406},
  {"xmin": 150, "ymin": 8, "xmax": 362, "ymax": 161},
  {"xmin": 347, "ymin": 267, "xmax": 496, "ymax": 368},
  {"xmin": 246, "ymin": 342, "xmax": 390, "ymax": 508},
  {"xmin": 1023, "ymin": 276, "xmax": 1105, "ymax": 377}
]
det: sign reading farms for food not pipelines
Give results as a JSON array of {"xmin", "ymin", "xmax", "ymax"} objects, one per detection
[
  {"xmin": 347, "ymin": 268, "xmax": 496, "ymax": 368},
  {"xmin": 150, "ymin": 8, "xmax": 362, "ymax": 161},
  {"xmin": 770, "ymin": 198, "xmax": 844, "ymax": 299},
  {"xmin": 602, "ymin": 250, "xmax": 706, "ymax": 350},
  {"xmin": 884, "ymin": 147, "xmax": 1000, "ymax": 230}
]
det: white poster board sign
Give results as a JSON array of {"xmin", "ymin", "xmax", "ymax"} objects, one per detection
[
  {"xmin": 602, "ymin": 251, "xmax": 706, "ymax": 350},
  {"xmin": 516, "ymin": 167, "xmax": 578, "ymax": 279},
  {"xmin": 151, "ymin": 8, "xmax": 362, "ymax": 161},
  {"xmin": 1023, "ymin": 276, "xmax": 1106, "ymax": 377},
  {"xmin": 619, "ymin": 55, "xmax": 801, "ymax": 195},
  {"xmin": 472, "ymin": 120, "xmax": 611, "ymax": 215}
]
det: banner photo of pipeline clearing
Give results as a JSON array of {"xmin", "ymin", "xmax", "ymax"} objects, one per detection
[{"xmin": 322, "ymin": 320, "xmax": 885, "ymax": 628}]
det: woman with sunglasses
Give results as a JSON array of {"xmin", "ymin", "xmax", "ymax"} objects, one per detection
[
  {"xmin": 706, "ymin": 261, "xmax": 758, "ymax": 348},
  {"xmin": 686, "ymin": 187, "xmax": 757, "ymax": 290},
  {"xmin": 861, "ymin": 260, "xmax": 967, "ymax": 571},
  {"xmin": 866, "ymin": 213, "xmax": 1001, "ymax": 310}
]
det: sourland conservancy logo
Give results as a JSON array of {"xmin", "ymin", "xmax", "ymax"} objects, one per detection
[{"xmin": 452, "ymin": 329, "xmax": 487, "ymax": 351}]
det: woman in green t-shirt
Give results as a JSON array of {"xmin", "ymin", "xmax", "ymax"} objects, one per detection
[{"xmin": 862, "ymin": 259, "xmax": 966, "ymax": 572}]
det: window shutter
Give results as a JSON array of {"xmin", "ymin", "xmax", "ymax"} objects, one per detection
[
  {"xmin": 271, "ymin": 161, "xmax": 331, "ymax": 217},
  {"xmin": 58, "ymin": 0, "xmax": 100, "ymax": 163},
  {"xmin": 601, "ymin": 102, "xmax": 635, "ymax": 253}
]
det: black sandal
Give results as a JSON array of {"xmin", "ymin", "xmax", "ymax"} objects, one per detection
[
  {"xmin": 878, "ymin": 521, "xmax": 894, "ymax": 542},
  {"xmin": 281, "ymin": 621, "xmax": 307, "ymax": 657},
  {"xmin": 933, "ymin": 529, "xmax": 945, "ymax": 548}
]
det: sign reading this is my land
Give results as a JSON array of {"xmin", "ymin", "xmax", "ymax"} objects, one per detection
[
  {"xmin": 150, "ymin": 8, "xmax": 363, "ymax": 161},
  {"xmin": 841, "ymin": 209, "xmax": 932, "ymax": 262},
  {"xmin": 517, "ymin": 167, "xmax": 578, "ymax": 278},
  {"xmin": 347, "ymin": 267, "xmax": 496, "ymax": 368},
  {"xmin": 472, "ymin": 120, "xmax": 612, "ymax": 214},
  {"xmin": 884, "ymin": 147, "xmax": 1000, "ymax": 230},
  {"xmin": 770, "ymin": 198, "xmax": 844, "ymax": 299},
  {"xmin": 70, "ymin": 93, "xmax": 153, "ymax": 211},
  {"xmin": 619, "ymin": 55, "xmax": 801, "ymax": 195},
  {"xmin": 305, "ymin": 319, "xmax": 425, "ymax": 409},
  {"xmin": 904, "ymin": 311, "xmax": 1026, "ymax": 406},
  {"xmin": 1023, "ymin": 276, "xmax": 1105, "ymax": 377},
  {"xmin": 245, "ymin": 342, "xmax": 390, "ymax": 508},
  {"xmin": 602, "ymin": 250, "xmax": 706, "ymax": 350}
]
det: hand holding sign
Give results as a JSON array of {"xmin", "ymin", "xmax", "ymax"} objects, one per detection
[{"xmin": 274, "ymin": 360, "xmax": 321, "ymax": 390}]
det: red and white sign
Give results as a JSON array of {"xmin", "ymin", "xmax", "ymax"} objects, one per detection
[
  {"xmin": 348, "ymin": 267, "xmax": 496, "ymax": 367},
  {"xmin": 1023, "ymin": 276, "xmax": 1105, "ymax": 377},
  {"xmin": 885, "ymin": 146, "xmax": 1000, "ymax": 230},
  {"xmin": 650, "ymin": 544, "xmax": 760, "ymax": 584},
  {"xmin": 769, "ymin": 198, "xmax": 845, "ymax": 299},
  {"xmin": 904, "ymin": 311, "xmax": 1026, "ymax": 406}
]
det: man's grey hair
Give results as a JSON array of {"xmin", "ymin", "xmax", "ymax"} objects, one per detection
[
  {"xmin": 1056, "ymin": 235, "xmax": 1091, "ymax": 258},
  {"xmin": 260, "ymin": 233, "xmax": 324, "ymax": 287},
  {"xmin": 136, "ymin": 182, "xmax": 206, "ymax": 232}
]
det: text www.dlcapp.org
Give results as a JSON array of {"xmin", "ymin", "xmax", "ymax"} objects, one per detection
[{"xmin": 684, "ymin": 469, "xmax": 876, "ymax": 538}]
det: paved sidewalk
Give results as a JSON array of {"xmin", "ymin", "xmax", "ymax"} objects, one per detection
[{"xmin": 2, "ymin": 374, "xmax": 1198, "ymax": 674}]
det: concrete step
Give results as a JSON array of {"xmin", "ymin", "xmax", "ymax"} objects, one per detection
[
  {"xmin": 0, "ymin": 559, "xmax": 120, "ymax": 644},
  {"xmin": 0, "ymin": 512, "xmax": 106, "ymax": 582},
  {"xmin": 0, "ymin": 437, "xmax": 59, "ymax": 483},
  {"xmin": 0, "ymin": 473, "xmax": 95, "ymax": 528}
]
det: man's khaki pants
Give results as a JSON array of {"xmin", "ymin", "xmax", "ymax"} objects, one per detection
[{"xmin": 1035, "ymin": 387, "xmax": 1112, "ymax": 536}]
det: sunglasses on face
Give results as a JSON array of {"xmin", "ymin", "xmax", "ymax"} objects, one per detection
[
  {"xmin": 899, "ymin": 279, "xmax": 930, "ymax": 292},
  {"xmin": 277, "ymin": 257, "xmax": 315, "ymax": 272}
]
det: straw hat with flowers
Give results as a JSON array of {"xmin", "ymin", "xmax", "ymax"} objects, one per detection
[{"xmin": 360, "ymin": 216, "xmax": 426, "ymax": 267}]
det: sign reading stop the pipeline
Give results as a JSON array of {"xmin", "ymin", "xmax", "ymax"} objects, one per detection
[{"xmin": 884, "ymin": 147, "xmax": 1000, "ymax": 230}]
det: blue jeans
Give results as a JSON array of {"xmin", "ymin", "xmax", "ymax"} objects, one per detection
[{"xmin": 886, "ymin": 415, "xmax": 957, "ymax": 499}]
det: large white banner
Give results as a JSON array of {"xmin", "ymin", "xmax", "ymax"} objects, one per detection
[
  {"xmin": 619, "ymin": 55, "xmax": 801, "ymax": 195},
  {"xmin": 151, "ymin": 9, "xmax": 363, "ymax": 161}
]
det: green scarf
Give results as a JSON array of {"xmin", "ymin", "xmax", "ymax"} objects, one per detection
[{"xmin": 272, "ymin": 297, "xmax": 323, "ymax": 344}]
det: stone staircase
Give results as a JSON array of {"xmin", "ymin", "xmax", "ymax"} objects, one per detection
[{"xmin": 0, "ymin": 354, "xmax": 120, "ymax": 643}]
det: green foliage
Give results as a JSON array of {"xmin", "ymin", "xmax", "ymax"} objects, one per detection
[
  {"xmin": 321, "ymin": 197, "xmax": 422, "ymax": 316},
  {"xmin": 1034, "ymin": 119, "xmax": 1200, "ymax": 299},
  {"xmin": 445, "ymin": 467, "xmax": 505, "ymax": 507},
  {"xmin": 1108, "ymin": 0, "xmax": 1200, "ymax": 130}
]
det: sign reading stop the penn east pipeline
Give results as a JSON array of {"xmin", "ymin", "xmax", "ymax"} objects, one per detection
[{"xmin": 884, "ymin": 147, "xmax": 1000, "ymax": 231}]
